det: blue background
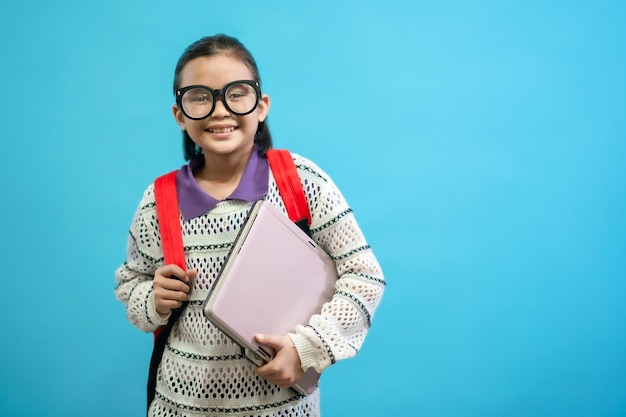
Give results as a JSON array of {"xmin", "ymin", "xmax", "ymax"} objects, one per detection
[{"xmin": 1, "ymin": 1, "xmax": 625, "ymax": 416}]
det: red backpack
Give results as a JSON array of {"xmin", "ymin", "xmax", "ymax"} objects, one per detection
[{"xmin": 146, "ymin": 149, "xmax": 310, "ymax": 411}]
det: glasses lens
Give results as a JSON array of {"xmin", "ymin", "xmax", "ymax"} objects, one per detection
[
  {"xmin": 181, "ymin": 87, "xmax": 213, "ymax": 118},
  {"xmin": 224, "ymin": 82, "xmax": 258, "ymax": 115}
]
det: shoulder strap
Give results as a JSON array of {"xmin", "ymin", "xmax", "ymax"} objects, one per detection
[
  {"xmin": 148, "ymin": 170, "xmax": 185, "ymax": 414},
  {"xmin": 266, "ymin": 149, "xmax": 311, "ymax": 234},
  {"xmin": 154, "ymin": 170, "xmax": 186, "ymax": 269}
]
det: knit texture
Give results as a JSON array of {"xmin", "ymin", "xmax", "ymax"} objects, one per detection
[{"xmin": 115, "ymin": 154, "xmax": 385, "ymax": 417}]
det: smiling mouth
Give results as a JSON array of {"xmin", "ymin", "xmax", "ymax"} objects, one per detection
[{"xmin": 207, "ymin": 126, "xmax": 237, "ymax": 134}]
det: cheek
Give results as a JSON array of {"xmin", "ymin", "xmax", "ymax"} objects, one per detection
[
  {"xmin": 184, "ymin": 120, "xmax": 208, "ymax": 137},
  {"xmin": 241, "ymin": 114, "xmax": 261, "ymax": 130}
]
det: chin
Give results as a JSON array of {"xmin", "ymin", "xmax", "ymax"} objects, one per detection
[{"xmin": 200, "ymin": 139, "xmax": 255, "ymax": 157}]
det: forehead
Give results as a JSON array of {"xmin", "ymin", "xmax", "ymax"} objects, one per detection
[{"xmin": 178, "ymin": 54, "xmax": 255, "ymax": 88}]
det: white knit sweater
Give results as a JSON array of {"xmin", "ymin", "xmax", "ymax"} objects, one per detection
[{"xmin": 115, "ymin": 153, "xmax": 385, "ymax": 417}]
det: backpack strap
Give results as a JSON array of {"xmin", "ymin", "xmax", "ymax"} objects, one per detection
[
  {"xmin": 266, "ymin": 149, "xmax": 312, "ymax": 235},
  {"xmin": 154, "ymin": 171, "xmax": 186, "ymax": 269},
  {"xmin": 148, "ymin": 170, "xmax": 186, "ymax": 414}
]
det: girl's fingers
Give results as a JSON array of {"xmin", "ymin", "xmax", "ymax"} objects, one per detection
[{"xmin": 155, "ymin": 276, "xmax": 190, "ymax": 292}]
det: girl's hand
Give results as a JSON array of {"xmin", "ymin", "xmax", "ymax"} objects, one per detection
[
  {"xmin": 153, "ymin": 266, "xmax": 197, "ymax": 316},
  {"xmin": 254, "ymin": 334, "xmax": 304, "ymax": 388}
]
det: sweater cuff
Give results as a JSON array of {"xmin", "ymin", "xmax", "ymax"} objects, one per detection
[{"xmin": 288, "ymin": 331, "xmax": 317, "ymax": 372}]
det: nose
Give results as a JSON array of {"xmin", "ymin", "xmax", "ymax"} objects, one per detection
[{"xmin": 211, "ymin": 95, "xmax": 231, "ymax": 117}]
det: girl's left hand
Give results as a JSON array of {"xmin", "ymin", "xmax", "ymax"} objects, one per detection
[{"xmin": 254, "ymin": 334, "xmax": 304, "ymax": 388}]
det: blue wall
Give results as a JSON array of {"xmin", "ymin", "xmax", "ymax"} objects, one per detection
[{"xmin": 0, "ymin": 1, "xmax": 624, "ymax": 416}]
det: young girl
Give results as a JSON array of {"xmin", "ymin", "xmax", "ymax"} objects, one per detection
[{"xmin": 115, "ymin": 34, "xmax": 385, "ymax": 417}]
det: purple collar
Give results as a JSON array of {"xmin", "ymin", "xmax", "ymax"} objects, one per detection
[{"xmin": 175, "ymin": 150, "xmax": 269, "ymax": 220}]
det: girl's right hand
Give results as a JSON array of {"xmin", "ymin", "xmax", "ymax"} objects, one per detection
[{"xmin": 153, "ymin": 265, "xmax": 198, "ymax": 316}]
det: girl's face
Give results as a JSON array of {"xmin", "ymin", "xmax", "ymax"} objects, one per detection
[{"xmin": 173, "ymin": 54, "xmax": 270, "ymax": 160}]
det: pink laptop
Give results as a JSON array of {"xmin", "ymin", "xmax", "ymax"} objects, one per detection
[{"xmin": 202, "ymin": 200, "xmax": 338, "ymax": 395}]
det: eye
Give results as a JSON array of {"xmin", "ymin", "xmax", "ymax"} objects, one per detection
[
  {"xmin": 227, "ymin": 84, "xmax": 254, "ymax": 100},
  {"xmin": 191, "ymin": 94, "xmax": 211, "ymax": 102},
  {"xmin": 183, "ymin": 88, "xmax": 213, "ymax": 104},
  {"xmin": 227, "ymin": 91, "xmax": 249, "ymax": 101}
]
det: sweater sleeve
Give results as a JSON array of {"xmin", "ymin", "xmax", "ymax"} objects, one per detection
[
  {"xmin": 114, "ymin": 185, "xmax": 170, "ymax": 332},
  {"xmin": 287, "ymin": 156, "xmax": 385, "ymax": 374}
]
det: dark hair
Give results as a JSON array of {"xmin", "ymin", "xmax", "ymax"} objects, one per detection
[{"xmin": 173, "ymin": 34, "xmax": 272, "ymax": 161}]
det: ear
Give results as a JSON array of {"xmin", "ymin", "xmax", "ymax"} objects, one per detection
[
  {"xmin": 172, "ymin": 103, "xmax": 186, "ymax": 130},
  {"xmin": 257, "ymin": 94, "xmax": 271, "ymax": 123}
]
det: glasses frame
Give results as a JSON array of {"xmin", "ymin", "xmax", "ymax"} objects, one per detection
[{"xmin": 175, "ymin": 79, "xmax": 262, "ymax": 120}]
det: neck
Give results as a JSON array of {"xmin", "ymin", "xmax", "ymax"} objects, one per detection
[{"xmin": 193, "ymin": 146, "xmax": 255, "ymax": 200}]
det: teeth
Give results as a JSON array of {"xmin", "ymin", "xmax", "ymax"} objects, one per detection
[{"xmin": 208, "ymin": 127, "xmax": 236, "ymax": 133}]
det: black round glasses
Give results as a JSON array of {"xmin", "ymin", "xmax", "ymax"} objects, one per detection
[{"xmin": 176, "ymin": 80, "xmax": 261, "ymax": 120}]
